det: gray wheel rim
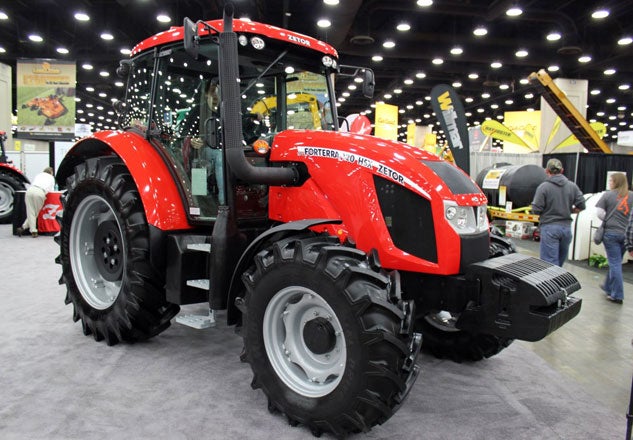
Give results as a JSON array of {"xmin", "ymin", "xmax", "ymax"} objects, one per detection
[
  {"xmin": 263, "ymin": 286, "xmax": 346, "ymax": 397},
  {"xmin": 0, "ymin": 181, "xmax": 13, "ymax": 216},
  {"xmin": 70, "ymin": 195, "xmax": 124, "ymax": 310}
]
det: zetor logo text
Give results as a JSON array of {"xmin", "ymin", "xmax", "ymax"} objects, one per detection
[{"xmin": 287, "ymin": 34, "xmax": 311, "ymax": 47}]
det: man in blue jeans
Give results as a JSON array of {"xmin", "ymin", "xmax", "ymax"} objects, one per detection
[{"xmin": 531, "ymin": 158, "xmax": 586, "ymax": 266}]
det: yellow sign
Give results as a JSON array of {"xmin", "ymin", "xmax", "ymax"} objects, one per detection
[
  {"xmin": 406, "ymin": 123, "xmax": 416, "ymax": 146},
  {"xmin": 374, "ymin": 102, "xmax": 398, "ymax": 141},
  {"xmin": 553, "ymin": 122, "xmax": 607, "ymax": 150},
  {"xmin": 481, "ymin": 120, "xmax": 533, "ymax": 151},
  {"xmin": 504, "ymin": 111, "xmax": 541, "ymax": 151}
]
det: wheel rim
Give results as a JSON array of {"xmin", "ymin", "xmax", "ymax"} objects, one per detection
[
  {"xmin": 70, "ymin": 195, "xmax": 124, "ymax": 310},
  {"xmin": 263, "ymin": 286, "xmax": 346, "ymax": 397},
  {"xmin": 424, "ymin": 310, "xmax": 460, "ymax": 332},
  {"xmin": 0, "ymin": 181, "xmax": 14, "ymax": 216}
]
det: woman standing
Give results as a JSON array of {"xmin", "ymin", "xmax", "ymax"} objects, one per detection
[{"xmin": 596, "ymin": 172, "xmax": 633, "ymax": 304}]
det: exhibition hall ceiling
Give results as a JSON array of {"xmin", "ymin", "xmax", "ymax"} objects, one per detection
[{"xmin": 0, "ymin": 0, "xmax": 632, "ymax": 142}]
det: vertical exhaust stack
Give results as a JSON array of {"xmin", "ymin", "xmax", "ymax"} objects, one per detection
[{"xmin": 218, "ymin": 5, "xmax": 298, "ymax": 186}]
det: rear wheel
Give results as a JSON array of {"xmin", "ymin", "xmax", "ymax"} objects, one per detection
[
  {"xmin": 0, "ymin": 172, "xmax": 26, "ymax": 223},
  {"xmin": 241, "ymin": 235, "xmax": 420, "ymax": 437},
  {"xmin": 57, "ymin": 156, "xmax": 179, "ymax": 345}
]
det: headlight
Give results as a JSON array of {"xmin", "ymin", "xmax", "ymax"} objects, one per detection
[{"xmin": 444, "ymin": 201, "xmax": 489, "ymax": 235}]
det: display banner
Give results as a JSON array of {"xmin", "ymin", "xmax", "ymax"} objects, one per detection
[
  {"xmin": 406, "ymin": 123, "xmax": 416, "ymax": 146},
  {"xmin": 16, "ymin": 59, "xmax": 76, "ymax": 140},
  {"xmin": 430, "ymin": 84, "xmax": 469, "ymax": 172},
  {"xmin": 481, "ymin": 120, "xmax": 533, "ymax": 151},
  {"xmin": 553, "ymin": 121, "xmax": 607, "ymax": 150},
  {"xmin": 504, "ymin": 111, "xmax": 541, "ymax": 151},
  {"xmin": 374, "ymin": 102, "xmax": 398, "ymax": 140}
]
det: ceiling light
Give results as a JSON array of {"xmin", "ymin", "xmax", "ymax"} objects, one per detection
[
  {"xmin": 481, "ymin": 92, "xmax": 491, "ymax": 99},
  {"xmin": 82, "ymin": 63, "xmax": 94, "ymax": 70},
  {"xmin": 323, "ymin": 0, "xmax": 339, "ymax": 5},
  {"xmin": 396, "ymin": 23, "xmax": 411, "ymax": 32},
  {"xmin": 100, "ymin": 71, "xmax": 110, "ymax": 77},
  {"xmin": 473, "ymin": 26, "xmax": 488, "ymax": 36},
  {"xmin": 619, "ymin": 84, "xmax": 631, "ymax": 90},
  {"xmin": 120, "ymin": 48, "xmax": 131, "ymax": 55},
  {"xmin": 0, "ymin": 11, "xmax": 8, "ymax": 20},
  {"xmin": 606, "ymin": 98, "xmax": 616, "ymax": 104},
  {"xmin": 590, "ymin": 89, "xmax": 601, "ymax": 95},
  {"xmin": 56, "ymin": 47, "xmax": 69, "ymax": 54},
  {"xmin": 524, "ymin": 93, "xmax": 534, "ymax": 99},
  {"xmin": 546, "ymin": 32, "xmax": 561, "ymax": 41},
  {"xmin": 393, "ymin": 88, "xmax": 402, "ymax": 94},
  {"xmin": 505, "ymin": 99, "xmax": 514, "ymax": 105},
  {"xmin": 450, "ymin": 46, "xmax": 463, "ymax": 55},
  {"xmin": 348, "ymin": 84, "xmax": 357, "ymax": 90},
  {"xmin": 372, "ymin": 55, "xmax": 383, "ymax": 62},
  {"xmin": 491, "ymin": 104, "xmax": 499, "ymax": 109},
  {"xmin": 317, "ymin": 18, "xmax": 331, "ymax": 28},
  {"xmin": 515, "ymin": 49, "xmax": 528, "ymax": 57},
  {"xmin": 591, "ymin": 9, "xmax": 609, "ymax": 19},
  {"xmin": 604, "ymin": 68, "xmax": 616, "ymax": 75},
  {"xmin": 499, "ymin": 84, "xmax": 509, "ymax": 90},
  {"xmin": 415, "ymin": 71, "xmax": 426, "ymax": 79},
  {"xmin": 578, "ymin": 55, "xmax": 592, "ymax": 63},
  {"xmin": 506, "ymin": 7, "xmax": 523, "ymax": 17},
  {"xmin": 156, "ymin": 14, "xmax": 171, "ymax": 23},
  {"xmin": 490, "ymin": 61, "xmax": 502, "ymax": 68},
  {"xmin": 464, "ymin": 97, "xmax": 474, "ymax": 103},
  {"xmin": 383, "ymin": 40, "xmax": 396, "ymax": 48},
  {"xmin": 354, "ymin": 77, "xmax": 364, "ymax": 83},
  {"xmin": 618, "ymin": 36, "xmax": 632, "ymax": 45},
  {"xmin": 548, "ymin": 65, "xmax": 560, "ymax": 72},
  {"xmin": 432, "ymin": 58, "xmax": 443, "ymax": 65},
  {"xmin": 100, "ymin": 32, "xmax": 114, "ymax": 40},
  {"xmin": 0, "ymin": 46, "xmax": 5, "ymax": 53},
  {"xmin": 452, "ymin": 81, "xmax": 462, "ymax": 88},
  {"xmin": 416, "ymin": 0, "xmax": 433, "ymax": 6},
  {"xmin": 28, "ymin": 34, "xmax": 43, "ymax": 42},
  {"xmin": 384, "ymin": 94, "xmax": 392, "ymax": 99},
  {"xmin": 468, "ymin": 72, "xmax": 479, "ymax": 79},
  {"xmin": 74, "ymin": 12, "xmax": 90, "ymax": 21},
  {"xmin": 404, "ymin": 78, "xmax": 413, "ymax": 85}
]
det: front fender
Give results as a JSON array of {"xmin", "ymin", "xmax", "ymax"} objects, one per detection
[
  {"xmin": 56, "ymin": 130, "xmax": 190, "ymax": 231},
  {"xmin": 226, "ymin": 218, "xmax": 342, "ymax": 325}
]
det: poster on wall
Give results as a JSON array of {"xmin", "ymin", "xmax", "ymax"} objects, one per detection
[{"xmin": 16, "ymin": 59, "xmax": 76, "ymax": 140}]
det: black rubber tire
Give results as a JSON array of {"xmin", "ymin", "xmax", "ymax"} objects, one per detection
[
  {"xmin": 57, "ymin": 156, "xmax": 179, "ymax": 345},
  {"xmin": 242, "ymin": 235, "xmax": 420, "ymax": 437},
  {"xmin": 419, "ymin": 318, "xmax": 513, "ymax": 362},
  {"xmin": 0, "ymin": 172, "xmax": 26, "ymax": 223}
]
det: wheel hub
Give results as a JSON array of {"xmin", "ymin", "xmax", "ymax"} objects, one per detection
[
  {"xmin": 303, "ymin": 317, "xmax": 336, "ymax": 355},
  {"xmin": 94, "ymin": 220, "xmax": 123, "ymax": 282}
]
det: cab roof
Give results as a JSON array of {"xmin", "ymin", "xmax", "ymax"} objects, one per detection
[{"xmin": 131, "ymin": 18, "xmax": 338, "ymax": 58}]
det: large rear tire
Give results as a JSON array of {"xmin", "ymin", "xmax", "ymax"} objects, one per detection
[
  {"xmin": 241, "ymin": 235, "xmax": 420, "ymax": 437},
  {"xmin": 57, "ymin": 156, "xmax": 179, "ymax": 345},
  {"xmin": 0, "ymin": 172, "xmax": 26, "ymax": 223}
]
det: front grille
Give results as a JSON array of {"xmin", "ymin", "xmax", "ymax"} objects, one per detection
[{"xmin": 374, "ymin": 175, "xmax": 437, "ymax": 263}]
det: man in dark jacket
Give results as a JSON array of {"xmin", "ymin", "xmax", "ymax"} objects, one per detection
[{"xmin": 531, "ymin": 158, "xmax": 586, "ymax": 266}]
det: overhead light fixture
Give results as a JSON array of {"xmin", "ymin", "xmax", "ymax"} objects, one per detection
[
  {"xmin": 432, "ymin": 57, "xmax": 443, "ymax": 65},
  {"xmin": 468, "ymin": 72, "xmax": 479, "ymax": 79},
  {"xmin": 490, "ymin": 61, "xmax": 502, "ymax": 68},
  {"xmin": 28, "ymin": 34, "xmax": 43, "ymax": 42},
  {"xmin": 100, "ymin": 32, "xmax": 114, "ymax": 40},
  {"xmin": 396, "ymin": 23, "xmax": 411, "ymax": 32},
  {"xmin": 56, "ymin": 47, "xmax": 69, "ymax": 54},
  {"xmin": 317, "ymin": 18, "xmax": 331, "ymax": 28},
  {"xmin": 450, "ymin": 46, "xmax": 463, "ymax": 55},
  {"xmin": 473, "ymin": 26, "xmax": 488, "ymax": 36},
  {"xmin": 604, "ymin": 68, "xmax": 616, "ymax": 75},
  {"xmin": 515, "ymin": 49, "xmax": 528, "ymax": 57},
  {"xmin": 546, "ymin": 32, "xmax": 561, "ymax": 41},
  {"xmin": 618, "ymin": 36, "xmax": 632, "ymax": 45},
  {"xmin": 578, "ymin": 55, "xmax": 592, "ymax": 63},
  {"xmin": 74, "ymin": 12, "xmax": 90, "ymax": 21},
  {"xmin": 0, "ymin": 11, "xmax": 8, "ymax": 20},
  {"xmin": 591, "ymin": 9, "xmax": 609, "ymax": 19},
  {"xmin": 371, "ymin": 55, "xmax": 383, "ymax": 62},
  {"xmin": 416, "ymin": 0, "xmax": 433, "ymax": 7},
  {"xmin": 548, "ymin": 65, "xmax": 560, "ymax": 72},
  {"xmin": 382, "ymin": 40, "xmax": 396, "ymax": 48},
  {"xmin": 156, "ymin": 14, "xmax": 171, "ymax": 23},
  {"xmin": 323, "ymin": 0, "xmax": 340, "ymax": 5},
  {"xmin": 506, "ymin": 6, "xmax": 523, "ymax": 17}
]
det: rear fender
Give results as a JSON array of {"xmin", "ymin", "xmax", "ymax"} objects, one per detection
[{"xmin": 56, "ymin": 131, "xmax": 190, "ymax": 230}]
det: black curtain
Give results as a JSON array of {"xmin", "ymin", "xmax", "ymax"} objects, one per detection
[{"xmin": 543, "ymin": 153, "xmax": 633, "ymax": 194}]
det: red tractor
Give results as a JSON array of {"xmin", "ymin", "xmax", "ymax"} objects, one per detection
[
  {"xmin": 54, "ymin": 8, "xmax": 581, "ymax": 437},
  {"xmin": 0, "ymin": 130, "xmax": 29, "ymax": 223}
]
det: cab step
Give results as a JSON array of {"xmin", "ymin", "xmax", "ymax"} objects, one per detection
[{"xmin": 175, "ymin": 309, "xmax": 217, "ymax": 329}]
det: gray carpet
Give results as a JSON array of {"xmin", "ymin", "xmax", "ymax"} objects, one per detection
[{"xmin": 0, "ymin": 224, "xmax": 626, "ymax": 439}]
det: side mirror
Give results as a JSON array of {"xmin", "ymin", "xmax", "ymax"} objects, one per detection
[
  {"xmin": 362, "ymin": 69, "xmax": 375, "ymax": 99},
  {"xmin": 112, "ymin": 100, "xmax": 126, "ymax": 115},
  {"xmin": 183, "ymin": 17, "xmax": 200, "ymax": 60},
  {"xmin": 116, "ymin": 60, "xmax": 132, "ymax": 78}
]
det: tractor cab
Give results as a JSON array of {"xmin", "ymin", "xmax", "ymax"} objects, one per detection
[{"xmin": 115, "ymin": 20, "xmax": 350, "ymax": 221}]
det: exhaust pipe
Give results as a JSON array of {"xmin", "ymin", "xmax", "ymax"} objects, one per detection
[{"xmin": 218, "ymin": 5, "xmax": 298, "ymax": 186}]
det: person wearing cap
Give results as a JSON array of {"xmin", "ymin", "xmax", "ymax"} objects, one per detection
[
  {"xmin": 531, "ymin": 158, "xmax": 585, "ymax": 266},
  {"xmin": 596, "ymin": 172, "xmax": 633, "ymax": 304}
]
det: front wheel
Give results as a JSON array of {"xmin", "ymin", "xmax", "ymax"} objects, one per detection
[
  {"xmin": 241, "ymin": 235, "xmax": 420, "ymax": 437},
  {"xmin": 57, "ymin": 156, "xmax": 179, "ymax": 345}
]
